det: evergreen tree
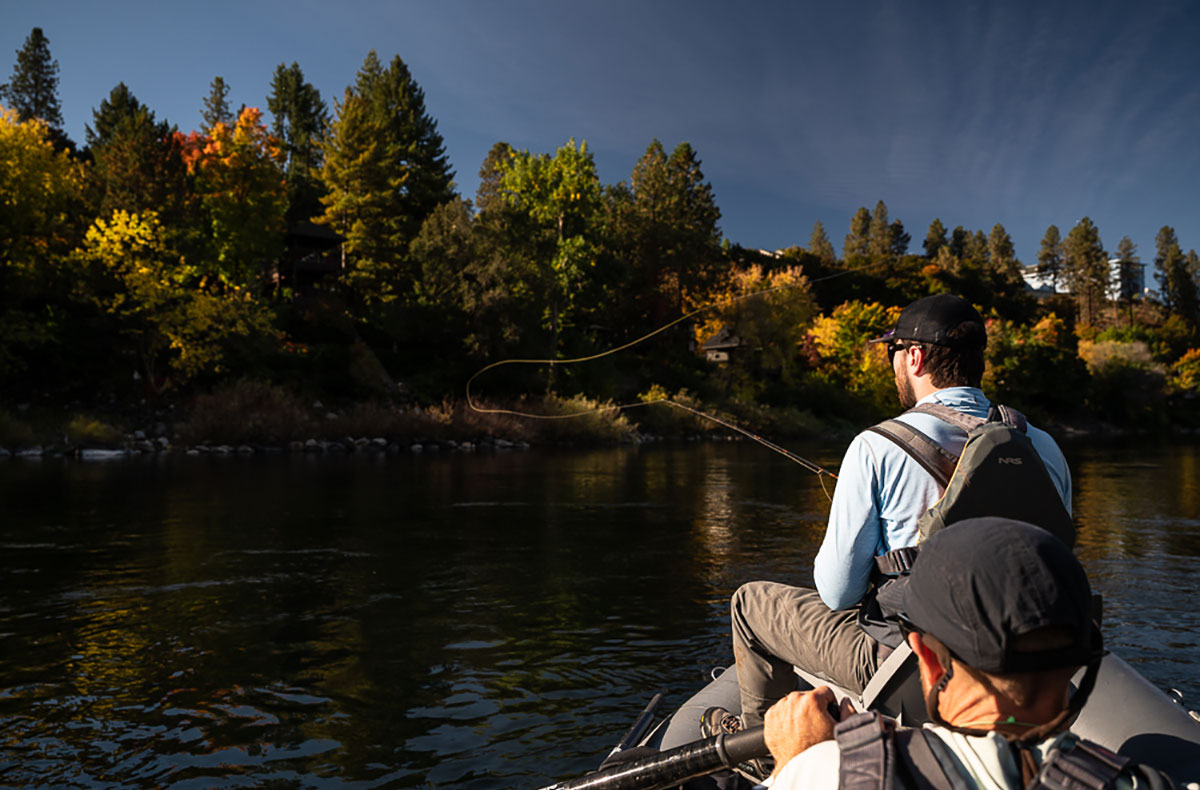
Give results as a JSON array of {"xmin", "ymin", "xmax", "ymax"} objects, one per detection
[
  {"xmin": 890, "ymin": 219, "xmax": 910, "ymax": 257},
  {"xmin": 267, "ymin": 61, "xmax": 328, "ymax": 222},
  {"xmin": 808, "ymin": 220, "xmax": 835, "ymax": 262},
  {"xmin": 924, "ymin": 218, "xmax": 947, "ymax": 258},
  {"xmin": 1155, "ymin": 226, "xmax": 1198, "ymax": 328},
  {"xmin": 987, "ymin": 223, "xmax": 1019, "ymax": 283},
  {"xmin": 475, "ymin": 140, "xmax": 514, "ymax": 215},
  {"xmin": 867, "ymin": 200, "xmax": 891, "ymax": 262},
  {"xmin": 1063, "ymin": 217, "xmax": 1107, "ymax": 326},
  {"xmin": 1037, "ymin": 225, "xmax": 1063, "ymax": 292},
  {"xmin": 201, "ymin": 76, "xmax": 232, "ymax": 132},
  {"xmin": 1114, "ymin": 235, "xmax": 1140, "ymax": 325},
  {"xmin": 85, "ymin": 82, "xmax": 142, "ymax": 148},
  {"xmin": 319, "ymin": 50, "xmax": 455, "ymax": 302},
  {"xmin": 965, "ymin": 229, "xmax": 989, "ymax": 270},
  {"xmin": 843, "ymin": 206, "xmax": 870, "ymax": 263},
  {"xmin": 1, "ymin": 27, "xmax": 62, "ymax": 128},
  {"xmin": 86, "ymin": 83, "xmax": 192, "ymax": 240},
  {"xmin": 948, "ymin": 226, "xmax": 969, "ymax": 259}
]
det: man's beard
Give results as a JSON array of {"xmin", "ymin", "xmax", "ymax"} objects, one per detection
[{"xmin": 896, "ymin": 369, "xmax": 918, "ymax": 410}]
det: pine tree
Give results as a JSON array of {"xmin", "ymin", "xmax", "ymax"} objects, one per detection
[
  {"xmin": 319, "ymin": 50, "xmax": 455, "ymax": 301},
  {"xmin": 1, "ymin": 27, "xmax": 62, "ymax": 128},
  {"xmin": 867, "ymin": 200, "xmax": 892, "ymax": 263},
  {"xmin": 85, "ymin": 82, "xmax": 142, "ymax": 148},
  {"xmin": 1114, "ymin": 235, "xmax": 1140, "ymax": 325},
  {"xmin": 987, "ymin": 223, "xmax": 1019, "ymax": 283},
  {"xmin": 924, "ymin": 218, "xmax": 947, "ymax": 258},
  {"xmin": 1063, "ymin": 218, "xmax": 1107, "ymax": 326},
  {"xmin": 843, "ymin": 206, "xmax": 870, "ymax": 263},
  {"xmin": 890, "ymin": 219, "xmax": 910, "ymax": 257},
  {"xmin": 86, "ymin": 83, "xmax": 192, "ymax": 237},
  {"xmin": 808, "ymin": 220, "xmax": 835, "ymax": 262},
  {"xmin": 201, "ymin": 76, "xmax": 232, "ymax": 132},
  {"xmin": 1155, "ymin": 226, "xmax": 1199, "ymax": 328},
  {"xmin": 267, "ymin": 61, "xmax": 328, "ymax": 222},
  {"xmin": 1037, "ymin": 225, "xmax": 1063, "ymax": 292}
]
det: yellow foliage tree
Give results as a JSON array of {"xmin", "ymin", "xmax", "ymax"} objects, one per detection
[
  {"xmin": 0, "ymin": 106, "xmax": 87, "ymax": 372},
  {"xmin": 694, "ymin": 264, "xmax": 817, "ymax": 398},
  {"xmin": 76, "ymin": 209, "xmax": 275, "ymax": 390},
  {"xmin": 808, "ymin": 300, "xmax": 901, "ymax": 413},
  {"xmin": 189, "ymin": 107, "xmax": 287, "ymax": 289}
]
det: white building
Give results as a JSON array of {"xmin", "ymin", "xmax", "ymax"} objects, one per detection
[{"xmin": 1021, "ymin": 258, "xmax": 1149, "ymax": 300}]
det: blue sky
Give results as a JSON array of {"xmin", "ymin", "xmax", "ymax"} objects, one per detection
[{"xmin": 5, "ymin": 0, "xmax": 1198, "ymax": 267}]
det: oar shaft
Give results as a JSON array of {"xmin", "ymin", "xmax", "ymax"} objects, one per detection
[{"xmin": 539, "ymin": 727, "xmax": 767, "ymax": 790}]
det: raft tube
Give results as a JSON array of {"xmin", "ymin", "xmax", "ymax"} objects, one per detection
[{"xmin": 647, "ymin": 650, "xmax": 1200, "ymax": 784}]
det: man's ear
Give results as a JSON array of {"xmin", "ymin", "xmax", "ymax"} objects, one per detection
[
  {"xmin": 908, "ymin": 345, "xmax": 928, "ymax": 377},
  {"xmin": 908, "ymin": 631, "xmax": 945, "ymax": 689}
]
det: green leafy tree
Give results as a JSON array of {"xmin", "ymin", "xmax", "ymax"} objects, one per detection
[
  {"xmin": 809, "ymin": 220, "xmax": 835, "ymax": 262},
  {"xmin": 1036, "ymin": 225, "xmax": 1064, "ymax": 291},
  {"xmin": 318, "ymin": 50, "xmax": 455, "ymax": 302},
  {"xmin": 75, "ymin": 209, "xmax": 275, "ymax": 391},
  {"xmin": 267, "ymin": 61, "xmax": 328, "ymax": 222},
  {"xmin": 201, "ymin": 76, "xmax": 233, "ymax": 132},
  {"xmin": 190, "ymin": 107, "xmax": 288, "ymax": 289},
  {"xmin": 499, "ymin": 138, "xmax": 602, "ymax": 379},
  {"xmin": 843, "ymin": 206, "xmax": 870, "ymax": 264},
  {"xmin": 1, "ymin": 27, "xmax": 62, "ymax": 128},
  {"xmin": 1063, "ymin": 217, "xmax": 1108, "ymax": 327}
]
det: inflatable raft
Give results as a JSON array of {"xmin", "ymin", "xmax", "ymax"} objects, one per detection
[
  {"xmin": 639, "ymin": 645, "xmax": 1200, "ymax": 786},
  {"xmin": 539, "ymin": 646, "xmax": 1200, "ymax": 789}
]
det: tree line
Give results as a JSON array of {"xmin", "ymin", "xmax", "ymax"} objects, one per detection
[{"xmin": 1, "ymin": 27, "xmax": 1198, "ymax": 433}]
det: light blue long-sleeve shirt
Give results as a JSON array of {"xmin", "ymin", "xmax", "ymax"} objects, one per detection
[{"xmin": 812, "ymin": 387, "xmax": 1072, "ymax": 610}]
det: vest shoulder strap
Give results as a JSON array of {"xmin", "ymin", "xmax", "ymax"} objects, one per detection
[
  {"xmin": 1025, "ymin": 738, "xmax": 1133, "ymax": 790},
  {"xmin": 865, "ymin": 420, "xmax": 958, "ymax": 490},
  {"xmin": 836, "ymin": 712, "xmax": 963, "ymax": 790},
  {"xmin": 906, "ymin": 402, "xmax": 986, "ymax": 434}
]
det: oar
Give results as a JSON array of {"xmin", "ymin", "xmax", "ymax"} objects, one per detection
[
  {"xmin": 537, "ymin": 726, "xmax": 767, "ymax": 790},
  {"xmin": 605, "ymin": 692, "xmax": 664, "ymax": 761}
]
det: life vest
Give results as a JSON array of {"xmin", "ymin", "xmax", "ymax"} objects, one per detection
[
  {"xmin": 858, "ymin": 403, "xmax": 1074, "ymax": 647},
  {"xmin": 834, "ymin": 712, "xmax": 1173, "ymax": 790}
]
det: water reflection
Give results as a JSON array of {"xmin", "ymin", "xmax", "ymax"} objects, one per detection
[{"xmin": 0, "ymin": 441, "xmax": 1195, "ymax": 788}]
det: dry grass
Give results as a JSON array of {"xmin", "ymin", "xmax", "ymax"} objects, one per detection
[{"xmin": 177, "ymin": 379, "xmax": 317, "ymax": 444}]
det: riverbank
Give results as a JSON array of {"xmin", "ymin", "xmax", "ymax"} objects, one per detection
[{"xmin": 2, "ymin": 379, "xmax": 1197, "ymax": 461}]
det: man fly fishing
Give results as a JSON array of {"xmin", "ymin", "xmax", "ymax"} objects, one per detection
[{"xmin": 702, "ymin": 294, "xmax": 1073, "ymax": 780}]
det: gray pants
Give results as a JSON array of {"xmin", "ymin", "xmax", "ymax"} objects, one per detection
[{"xmin": 730, "ymin": 581, "xmax": 882, "ymax": 728}]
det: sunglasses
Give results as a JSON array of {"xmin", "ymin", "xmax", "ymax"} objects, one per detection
[{"xmin": 887, "ymin": 341, "xmax": 915, "ymax": 363}]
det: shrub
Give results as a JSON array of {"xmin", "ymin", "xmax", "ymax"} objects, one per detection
[
  {"xmin": 1169, "ymin": 348, "xmax": 1200, "ymax": 393},
  {"xmin": 66, "ymin": 415, "xmax": 123, "ymax": 446},
  {"xmin": 983, "ymin": 315, "xmax": 1089, "ymax": 421},
  {"xmin": 0, "ymin": 409, "xmax": 35, "ymax": 448},
  {"xmin": 178, "ymin": 379, "xmax": 315, "ymax": 444},
  {"xmin": 1077, "ymin": 340, "xmax": 1166, "ymax": 426}
]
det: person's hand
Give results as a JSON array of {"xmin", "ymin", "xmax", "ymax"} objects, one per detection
[{"xmin": 763, "ymin": 687, "xmax": 857, "ymax": 774}]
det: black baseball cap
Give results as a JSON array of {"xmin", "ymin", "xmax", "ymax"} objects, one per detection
[
  {"xmin": 899, "ymin": 518, "xmax": 1102, "ymax": 674},
  {"xmin": 870, "ymin": 294, "xmax": 986, "ymax": 349}
]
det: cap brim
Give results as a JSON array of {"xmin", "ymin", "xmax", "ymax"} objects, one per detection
[{"xmin": 868, "ymin": 328, "xmax": 896, "ymax": 345}]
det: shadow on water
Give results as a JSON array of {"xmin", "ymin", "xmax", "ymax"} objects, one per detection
[{"xmin": 0, "ymin": 440, "xmax": 1195, "ymax": 787}]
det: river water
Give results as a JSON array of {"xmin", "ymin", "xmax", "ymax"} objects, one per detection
[{"xmin": 0, "ymin": 440, "xmax": 1197, "ymax": 788}]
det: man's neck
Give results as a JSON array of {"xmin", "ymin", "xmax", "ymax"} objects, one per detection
[{"xmin": 936, "ymin": 672, "xmax": 1066, "ymax": 738}]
